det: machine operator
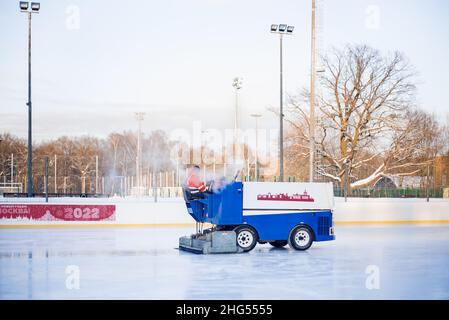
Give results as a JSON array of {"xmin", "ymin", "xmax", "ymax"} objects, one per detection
[{"xmin": 186, "ymin": 165, "xmax": 207, "ymax": 195}]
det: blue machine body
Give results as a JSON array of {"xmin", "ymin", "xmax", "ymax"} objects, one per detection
[{"xmin": 184, "ymin": 182, "xmax": 335, "ymax": 242}]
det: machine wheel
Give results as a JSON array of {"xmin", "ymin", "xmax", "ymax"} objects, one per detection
[
  {"xmin": 269, "ymin": 240, "xmax": 288, "ymax": 248},
  {"xmin": 288, "ymin": 226, "xmax": 314, "ymax": 251},
  {"xmin": 234, "ymin": 226, "xmax": 258, "ymax": 252}
]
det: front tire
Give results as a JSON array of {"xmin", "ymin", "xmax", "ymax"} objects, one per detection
[
  {"xmin": 269, "ymin": 240, "xmax": 288, "ymax": 248},
  {"xmin": 288, "ymin": 226, "xmax": 313, "ymax": 251},
  {"xmin": 234, "ymin": 226, "xmax": 258, "ymax": 252}
]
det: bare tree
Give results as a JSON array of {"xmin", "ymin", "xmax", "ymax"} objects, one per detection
[
  {"xmin": 69, "ymin": 136, "xmax": 100, "ymax": 193},
  {"xmin": 143, "ymin": 130, "xmax": 174, "ymax": 172},
  {"xmin": 0, "ymin": 133, "xmax": 27, "ymax": 188},
  {"xmin": 1, "ymin": 130, "xmax": 177, "ymax": 195},
  {"xmin": 285, "ymin": 45, "xmax": 442, "ymax": 189},
  {"xmin": 104, "ymin": 133, "xmax": 123, "ymax": 194}
]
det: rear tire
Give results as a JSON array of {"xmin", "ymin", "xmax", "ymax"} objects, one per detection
[
  {"xmin": 288, "ymin": 226, "xmax": 313, "ymax": 251},
  {"xmin": 234, "ymin": 226, "xmax": 258, "ymax": 252},
  {"xmin": 269, "ymin": 240, "xmax": 288, "ymax": 248}
]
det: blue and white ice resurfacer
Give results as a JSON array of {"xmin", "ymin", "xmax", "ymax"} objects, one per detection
[{"xmin": 179, "ymin": 182, "xmax": 335, "ymax": 254}]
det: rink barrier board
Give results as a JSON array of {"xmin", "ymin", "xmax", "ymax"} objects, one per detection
[
  {"xmin": 1, "ymin": 220, "xmax": 449, "ymax": 228},
  {"xmin": 2, "ymin": 198, "xmax": 449, "ymax": 228}
]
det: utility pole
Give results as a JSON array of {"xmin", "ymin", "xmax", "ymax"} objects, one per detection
[
  {"xmin": 251, "ymin": 114, "xmax": 262, "ymax": 182},
  {"xmin": 54, "ymin": 154, "xmax": 57, "ymax": 193},
  {"xmin": 135, "ymin": 112, "xmax": 145, "ymax": 196},
  {"xmin": 95, "ymin": 155, "xmax": 99, "ymax": 194},
  {"xmin": 10, "ymin": 154, "xmax": 14, "ymax": 187},
  {"xmin": 44, "ymin": 156, "xmax": 49, "ymax": 203},
  {"xmin": 153, "ymin": 171, "xmax": 158, "ymax": 203},
  {"xmin": 309, "ymin": 0, "xmax": 317, "ymax": 182},
  {"xmin": 26, "ymin": 11, "xmax": 33, "ymax": 196},
  {"xmin": 279, "ymin": 34, "xmax": 284, "ymax": 182},
  {"xmin": 426, "ymin": 163, "xmax": 430, "ymax": 202},
  {"xmin": 232, "ymin": 77, "xmax": 243, "ymax": 164},
  {"xmin": 176, "ymin": 156, "xmax": 180, "ymax": 187}
]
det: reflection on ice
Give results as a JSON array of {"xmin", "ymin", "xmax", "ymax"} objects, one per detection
[
  {"xmin": 1, "ymin": 250, "xmax": 160, "ymax": 259},
  {"xmin": 1, "ymin": 225, "xmax": 449, "ymax": 299}
]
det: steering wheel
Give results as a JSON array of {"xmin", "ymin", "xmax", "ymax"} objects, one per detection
[
  {"xmin": 233, "ymin": 170, "xmax": 241, "ymax": 181},
  {"xmin": 206, "ymin": 180, "xmax": 215, "ymax": 193}
]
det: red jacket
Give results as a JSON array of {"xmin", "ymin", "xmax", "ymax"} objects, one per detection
[{"xmin": 187, "ymin": 172, "xmax": 206, "ymax": 192}]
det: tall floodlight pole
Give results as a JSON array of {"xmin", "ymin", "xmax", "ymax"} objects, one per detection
[
  {"xmin": 201, "ymin": 130, "xmax": 209, "ymax": 181},
  {"xmin": 250, "ymin": 114, "xmax": 262, "ymax": 181},
  {"xmin": 95, "ymin": 155, "xmax": 99, "ymax": 194},
  {"xmin": 20, "ymin": 2, "xmax": 40, "ymax": 197},
  {"xmin": 271, "ymin": 24, "xmax": 294, "ymax": 182},
  {"xmin": 135, "ymin": 112, "xmax": 145, "ymax": 196},
  {"xmin": 232, "ymin": 77, "xmax": 243, "ymax": 163},
  {"xmin": 44, "ymin": 156, "xmax": 48, "ymax": 202},
  {"xmin": 309, "ymin": 0, "xmax": 317, "ymax": 182},
  {"xmin": 10, "ymin": 154, "xmax": 14, "ymax": 187},
  {"xmin": 54, "ymin": 154, "xmax": 57, "ymax": 193}
]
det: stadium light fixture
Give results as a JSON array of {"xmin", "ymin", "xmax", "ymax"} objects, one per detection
[
  {"xmin": 278, "ymin": 24, "xmax": 287, "ymax": 32},
  {"xmin": 232, "ymin": 77, "xmax": 243, "ymax": 90},
  {"xmin": 270, "ymin": 23, "xmax": 294, "ymax": 35},
  {"xmin": 31, "ymin": 2, "xmax": 40, "ymax": 12},
  {"xmin": 20, "ymin": 1, "xmax": 28, "ymax": 11}
]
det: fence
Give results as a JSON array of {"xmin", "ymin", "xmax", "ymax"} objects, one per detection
[
  {"xmin": 1, "ymin": 158, "xmax": 447, "ymax": 199},
  {"xmin": 0, "ymin": 183, "xmax": 23, "ymax": 195},
  {"xmin": 333, "ymin": 187, "xmax": 446, "ymax": 199}
]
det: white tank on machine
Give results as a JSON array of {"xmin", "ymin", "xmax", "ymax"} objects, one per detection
[{"xmin": 242, "ymin": 182, "xmax": 334, "ymax": 213}]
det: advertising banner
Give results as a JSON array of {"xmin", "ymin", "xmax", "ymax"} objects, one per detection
[{"xmin": 0, "ymin": 204, "xmax": 116, "ymax": 221}]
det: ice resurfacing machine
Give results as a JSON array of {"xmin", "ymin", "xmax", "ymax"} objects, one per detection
[{"xmin": 179, "ymin": 182, "xmax": 335, "ymax": 254}]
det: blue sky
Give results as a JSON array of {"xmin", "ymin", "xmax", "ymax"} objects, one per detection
[{"xmin": 1, "ymin": 0, "xmax": 448, "ymax": 141}]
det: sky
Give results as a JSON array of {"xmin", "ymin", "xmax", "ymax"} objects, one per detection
[{"xmin": 1, "ymin": 0, "xmax": 448, "ymax": 142}]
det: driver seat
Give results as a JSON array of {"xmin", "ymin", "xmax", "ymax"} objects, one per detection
[{"xmin": 182, "ymin": 185, "xmax": 204, "ymax": 202}]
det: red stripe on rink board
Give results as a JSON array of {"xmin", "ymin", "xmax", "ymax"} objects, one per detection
[{"xmin": 0, "ymin": 204, "xmax": 116, "ymax": 221}]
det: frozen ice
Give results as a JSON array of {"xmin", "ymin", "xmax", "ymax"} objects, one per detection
[{"xmin": 1, "ymin": 225, "xmax": 449, "ymax": 299}]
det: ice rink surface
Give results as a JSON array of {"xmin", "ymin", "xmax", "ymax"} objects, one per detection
[{"xmin": 1, "ymin": 225, "xmax": 449, "ymax": 300}]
